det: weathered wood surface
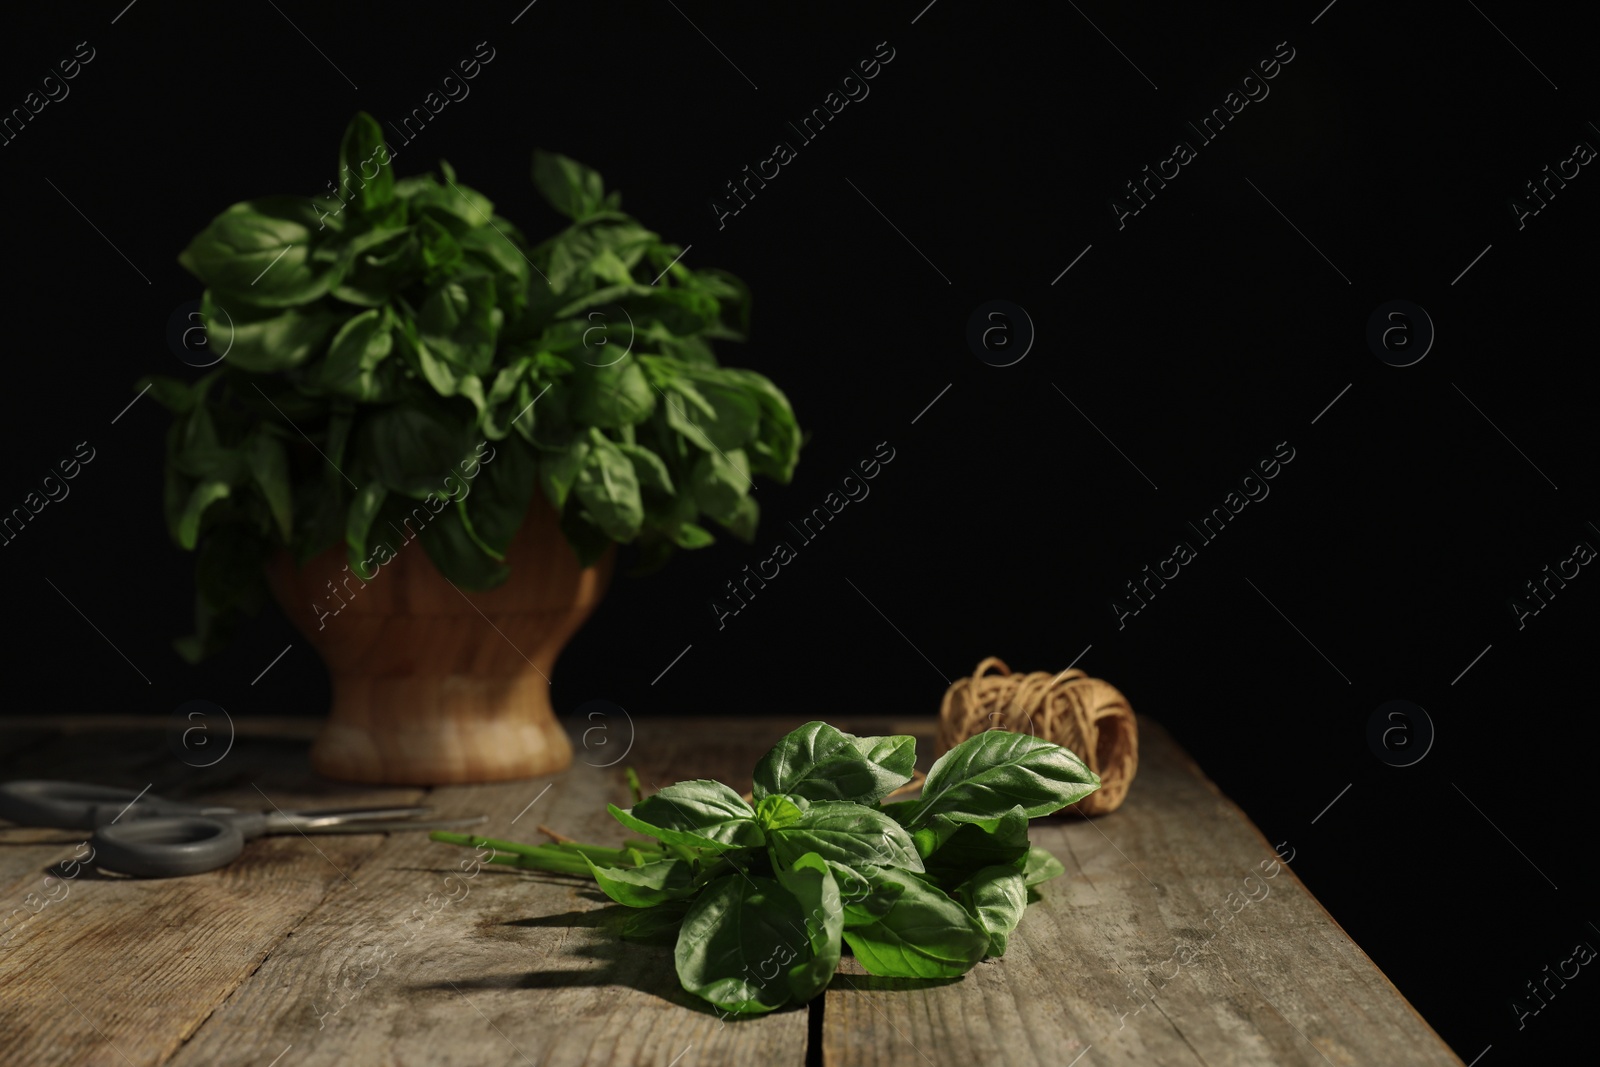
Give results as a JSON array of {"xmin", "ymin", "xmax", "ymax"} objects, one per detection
[
  {"xmin": 0, "ymin": 715, "xmax": 1461, "ymax": 1066},
  {"xmin": 0, "ymin": 723, "xmax": 422, "ymax": 1067},
  {"xmin": 823, "ymin": 719, "xmax": 1464, "ymax": 1067}
]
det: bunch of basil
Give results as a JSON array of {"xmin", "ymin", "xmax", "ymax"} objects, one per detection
[
  {"xmin": 434, "ymin": 722, "xmax": 1100, "ymax": 1014},
  {"xmin": 142, "ymin": 112, "xmax": 801, "ymax": 660}
]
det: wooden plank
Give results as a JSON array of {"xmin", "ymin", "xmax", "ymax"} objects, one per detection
[
  {"xmin": 0, "ymin": 722, "xmax": 384, "ymax": 896},
  {"xmin": 0, "ymin": 722, "xmax": 423, "ymax": 1067},
  {"xmin": 168, "ymin": 718, "xmax": 810, "ymax": 1067},
  {"xmin": 0, "ymin": 726, "xmax": 209, "ymax": 952},
  {"xmin": 822, "ymin": 717, "xmax": 1463, "ymax": 1067},
  {"xmin": 1, "ymin": 715, "xmax": 1460, "ymax": 1066}
]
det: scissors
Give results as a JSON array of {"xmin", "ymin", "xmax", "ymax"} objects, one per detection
[{"xmin": 0, "ymin": 780, "xmax": 488, "ymax": 879}]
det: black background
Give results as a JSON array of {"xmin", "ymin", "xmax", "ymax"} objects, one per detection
[{"xmin": 2, "ymin": 1, "xmax": 1596, "ymax": 1061}]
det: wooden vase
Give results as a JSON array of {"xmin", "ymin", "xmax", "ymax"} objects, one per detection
[{"xmin": 265, "ymin": 497, "xmax": 613, "ymax": 785}]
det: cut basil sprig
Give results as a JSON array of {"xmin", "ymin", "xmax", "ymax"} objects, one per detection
[{"xmin": 432, "ymin": 721, "xmax": 1100, "ymax": 1014}]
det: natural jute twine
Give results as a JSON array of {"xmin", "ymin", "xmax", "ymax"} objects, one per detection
[{"xmin": 936, "ymin": 657, "xmax": 1138, "ymax": 816}]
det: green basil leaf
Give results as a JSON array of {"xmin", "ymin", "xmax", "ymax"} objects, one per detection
[
  {"xmin": 640, "ymin": 327, "xmax": 715, "ymax": 367},
  {"xmin": 393, "ymin": 173, "xmax": 438, "ymax": 200},
  {"xmin": 570, "ymin": 359, "xmax": 654, "ymax": 429},
  {"xmin": 754, "ymin": 794, "xmax": 807, "ymax": 832},
  {"xmin": 955, "ymin": 864, "xmax": 1028, "ymax": 956},
  {"xmin": 403, "ymin": 330, "xmax": 460, "ymax": 399},
  {"xmin": 416, "ymin": 213, "xmax": 466, "ymax": 284},
  {"xmin": 559, "ymin": 507, "xmax": 614, "ymax": 568},
  {"xmin": 724, "ymin": 369, "xmax": 801, "ymax": 483},
  {"xmin": 325, "ymin": 413, "xmax": 353, "ymax": 477},
  {"xmin": 412, "ymin": 161, "xmax": 494, "ymax": 226},
  {"xmin": 306, "ymin": 194, "xmax": 346, "ymax": 237},
  {"xmin": 690, "ymin": 267, "xmax": 751, "ymax": 339},
  {"xmin": 293, "ymin": 419, "xmax": 348, "ymax": 564},
  {"xmin": 752, "ymin": 721, "xmax": 915, "ymax": 805},
  {"xmin": 839, "ymin": 869, "xmax": 991, "ymax": 979},
  {"xmin": 458, "ymin": 223, "xmax": 531, "ymax": 289},
  {"xmin": 637, "ymin": 286, "xmax": 718, "ymax": 336},
  {"xmin": 715, "ymin": 494, "xmax": 758, "ymax": 542},
  {"xmin": 331, "ymin": 229, "xmax": 418, "ymax": 305},
  {"xmin": 361, "ymin": 404, "xmax": 472, "ymax": 498},
  {"xmin": 532, "ymin": 150, "xmax": 608, "ymax": 221},
  {"xmin": 419, "ymin": 274, "xmax": 500, "ymax": 375},
  {"xmin": 335, "ymin": 223, "xmax": 410, "ymax": 269},
  {"xmin": 852, "ymin": 735, "xmax": 918, "ymax": 788},
  {"xmin": 679, "ymin": 373, "xmax": 760, "ymax": 450},
  {"xmin": 573, "ymin": 432, "xmax": 642, "ymax": 541},
  {"xmin": 915, "ymin": 807, "xmax": 1030, "ymax": 882},
  {"xmin": 336, "ymin": 112, "xmax": 396, "ymax": 215},
  {"xmin": 618, "ymin": 900, "xmax": 692, "ymax": 943},
  {"xmin": 551, "ymin": 281, "xmax": 654, "ymax": 320},
  {"xmin": 179, "ymin": 197, "xmax": 338, "ymax": 308},
  {"xmin": 537, "ymin": 441, "xmax": 590, "ymax": 512},
  {"xmin": 211, "ymin": 295, "xmax": 339, "ymax": 373},
  {"xmin": 688, "ymin": 449, "xmax": 750, "ymax": 524},
  {"xmin": 910, "ymin": 732, "xmax": 1100, "ymax": 825},
  {"xmin": 773, "ymin": 852, "xmax": 843, "ymax": 1003},
  {"xmin": 658, "ymin": 379, "xmax": 717, "ymax": 448},
  {"xmin": 138, "ymin": 376, "xmax": 196, "ymax": 415},
  {"xmin": 538, "ymin": 217, "xmax": 655, "ymax": 291},
  {"xmin": 607, "ymin": 780, "xmax": 763, "ymax": 853},
  {"xmin": 1023, "ymin": 846, "xmax": 1065, "ymax": 887},
  {"xmin": 485, "ymin": 355, "xmax": 533, "ymax": 408},
  {"xmin": 831, "ymin": 862, "xmax": 907, "ymax": 928},
  {"xmin": 458, "ymin": 437, "xmax": 534, "ymax": 561},
  {"xmin": 768, "ymin": 801, "xmax": 923, "ymax": 873},
  {"xmin": 877, "ymin": 799, "xmax": 921, "ymax": 827},
  {"xmin": 456, "ymin": 373, "xmax": 489, "ymax": 418},
  {"xmin": 413, "ymin": 496, "xmax": 511, "ymax": 589},
  {"xmin": 325, "ymin": 306, "xmax": 391, "ymax": 368},
  {"xmin": 244, "ymin": 430, "xmax": 293, "ymax": 541},
  {"xmin": 176, "ymin": 480, "xmax": 231, "ymax": 550},
  {"xmin": 586, "ymin": 249, "xmax": 635, "ymax": 287},
  {"xmin": 170, "ymin": 408, "xmax": 246, "ymax": 484},
  {"xmin": 674, "ymin": 874, "xmax": 804, "ymax": 1015},
  {"xmin": 320, "ymin": 307, "xmax": 395, "ymax": 397},
  {"xmin": 345, "ymin": 482, "xmax": 388, "ymax": 569},
  {"xmin": 584, "ymin": 856, "xmax": 698, "ymax": 908},
  {"xmin": 616, "ymin": 442, "xmax": 674, "ymax": 494},
  {"xmin": 516, "ymin": 368, "xmax": 564, "ymax": 447},
  {"xmin": 671, "ymin": 522, "xmax": 715, "ymax": 549}
]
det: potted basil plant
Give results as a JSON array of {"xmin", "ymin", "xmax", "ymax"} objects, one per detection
[{"xmin": 142, "ymin": 113, "xmax": 801, "ymax": 785}]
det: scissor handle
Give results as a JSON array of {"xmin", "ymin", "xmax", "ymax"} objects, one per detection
[
  {"xmin": 0, "ymin": 780, "xmax": 173, "ymax": 830},
  {"xmin": 0, "ymin": 780, "xmax": 240, "ymax": 830},
  {"xmin": 90, "ymin": 817, "xmax": 245, "ymax": 878}
]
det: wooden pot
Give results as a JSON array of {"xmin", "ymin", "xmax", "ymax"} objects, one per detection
[{"xmin": 265, "ymin": 497, "xmax": 613, "ymax": 785}]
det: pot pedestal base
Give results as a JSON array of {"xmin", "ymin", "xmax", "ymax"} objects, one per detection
[
  {"xmin": 266, "ymin": 497, "xmax": 611, "ymax": 787},
  {"xmin": 311, "ymin": 672, "xmax": 573, "ymax": 785}
]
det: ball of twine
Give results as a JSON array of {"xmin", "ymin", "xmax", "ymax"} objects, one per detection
[{"xmin": 936, "ymin": 657, "xmax": 1139, "ymax": 816}]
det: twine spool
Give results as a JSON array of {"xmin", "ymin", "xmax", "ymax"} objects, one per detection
[{"xmin": 936, "ymin": 657, "xmax": 1139, "ymax": 816}]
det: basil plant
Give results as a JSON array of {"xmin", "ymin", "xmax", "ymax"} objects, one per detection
[{"xmin": 142, "ymin": 113, "xmax": 800, "ymax": 661}]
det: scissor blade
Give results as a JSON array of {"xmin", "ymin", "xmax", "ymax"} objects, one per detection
[
  {"xmin": 268, "ymin": 806, "xmax": 435, "ymax": 832},
  {"xmin": 292, "ymin": 814, "xmax": 490, "ymax": 835}
]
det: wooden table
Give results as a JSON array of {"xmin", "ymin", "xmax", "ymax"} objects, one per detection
[{"xmin": 0, "ymin": 715, "xmax": 1462, "ymax": 1066}]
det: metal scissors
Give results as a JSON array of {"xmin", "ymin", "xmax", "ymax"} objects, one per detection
[{"xmin": 0, "ymin": 780, "xmax": 487, "ymax": 878}]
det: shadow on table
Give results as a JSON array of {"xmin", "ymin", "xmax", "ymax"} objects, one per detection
[
  {"xmin": 408, "ymin": 903, "xmax": 707, "ymax": 1009},
  {"xmin": 409, "ymin": 902, "xmax": 959, "ymax": 1017},
  {"xmin": 829, "ymin": 973, "xmax": 960, "ymax": 994}
]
